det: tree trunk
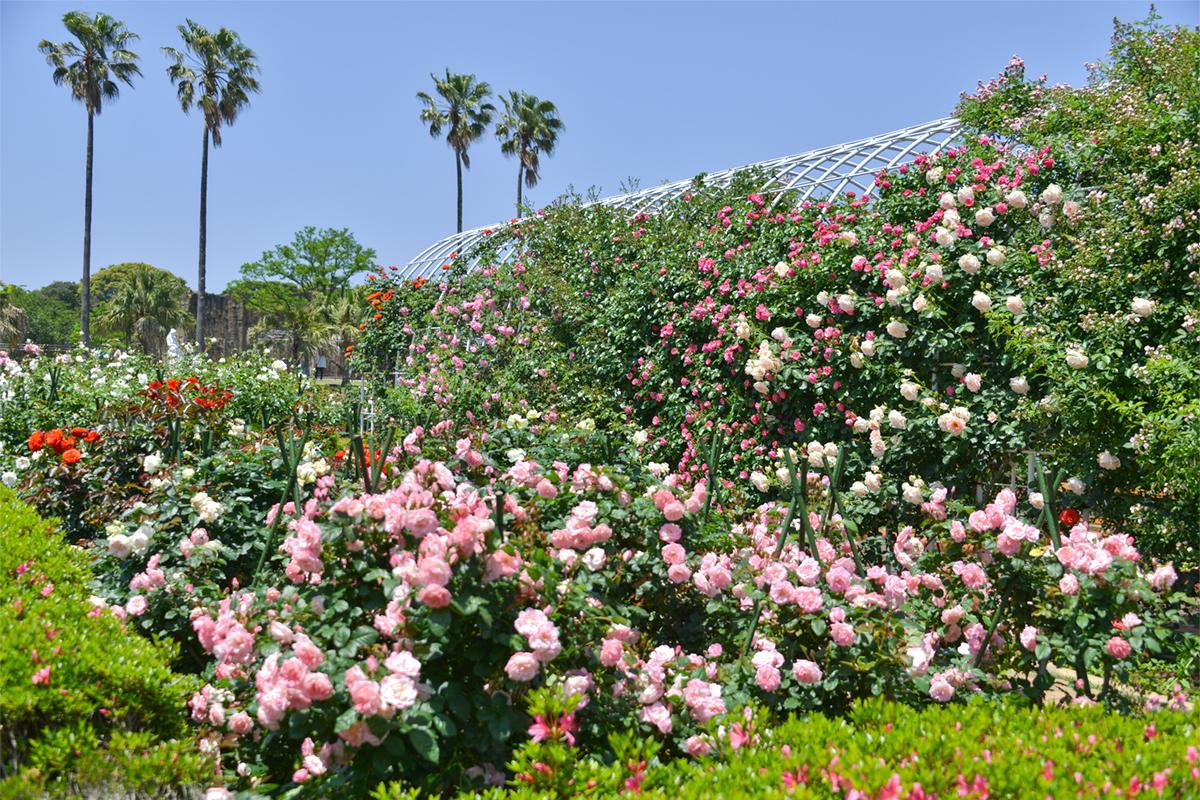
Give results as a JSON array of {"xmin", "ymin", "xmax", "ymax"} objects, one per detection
[
  {"xmin": 455, "ymin": 149, "xmax": 463, "ymax": 233},
  {"xmin": 196, "ymin": 126, "xmax": 209, "ymax": 349},
  {"xmin": 81, "ymin": 111, "xmax": 94, "ymax": 347},
  {"xmin": 516, "ymin": 161, "xmax": 523, "ymax": 216}
]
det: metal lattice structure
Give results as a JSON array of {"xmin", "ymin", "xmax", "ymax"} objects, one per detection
[{"xmin": 399, "ymin": 117, "xmax": 961, "ymax": 281}]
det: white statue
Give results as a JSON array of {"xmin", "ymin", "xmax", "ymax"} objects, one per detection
[{"xmin": 166, "ymin": 328, "xmax": 182, "ymax": 359}]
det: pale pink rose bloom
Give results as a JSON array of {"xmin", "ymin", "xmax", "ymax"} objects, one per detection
[
  {"xmin": 1148, "ymin": 564, "xmax": 1177, "ymax": 591},
  {"xmin": 1059, "ymin": 573, "xmax": 1080, "ymax": 595},
  {"xmin": 125, "ymin": 595, "xmax": 148, "ymax": 616},
  {"xmin": 228, "ymin": 711, "xmax": 253, "ymax": 734},
  {"xmin": 641, "ymin": 702, "xmax": 673, "ymax": 733},
  {"xmin": 417, "ymin": 585, "xmax": 451, "ymax": 608},
  {"xmin": 793, "ymin": 586, "xmax": 824, "ymax": 614},
  {"xmin": 661, "ymin": 543, "xmax": 686, "ymax": 565},
  {"xmin": 667, "ymin": 563, "xmax": 691, "ymax": 583},
  {"xmin": 505, "ymin": 652, "xmax": 540, "ymax": 682},
  {"xmin": 1020, "ymin": 626, "xmax": 1038, "ymax": 652},
  {"xmin": 685, "ymin": 735, "xmax": 713, "ymax": 757},
  {"xmin": 830, "ymin": 622, "xmax": 856, "ymax": 647},
  {"xmin": 662, "ymin": 500, "xmax": 685, "ymax": 521},
  {"xmin": 792, "ymin": 660, "xmax": 822, "ymax": 684},
  {"xmin": 754, "ymin": 665, "xmax": 781, "ymax": 692},
  {"xmin": 659, "ymin": 523, "xmax": 682, "ymax": 542},
  {"xmin": 929, "ymin": 678, "xmax": 955, "ymax": 702},
  {"xmin": 1106, "ymin": 637, "xmax": 1132, "ymax": 659},
  {"xmin": 348, "ymin": 678, "xmax": 382, "ymax": 715}
]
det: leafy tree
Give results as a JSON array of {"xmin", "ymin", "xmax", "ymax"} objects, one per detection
[
  {"xmin": 0, "ymin": 285, "xmax": 28, "ymax": 346},
  {"xmin": 230, "ymin": 227, "xmax": 373, "ymax": 366},
  {"xmin": 417, "ymin": 70, "xmax": 495, "ymax": 233},
  {"xmin": 90, "ymin": 262, "xmax": 187, "ymax": 304},
  {"xmin": 38, "ymin": 281, "xmax": 83, "ymax": 308},
  {"xmin": 38, "ymin": 12, "xmax": 141, "ymax": 347},
  {"xmin": 236, "ymin": 227, "xmax": 374, "ymax": 294},
  {"xmin": 495, "ymin": 91, "xmax": 564, "ymax": 214},
  {"xmin": 2, "ymin": 283, "xmax": 79, "ymax": 345},
  {"xmin": 93, "ymin": 263, "xmax": 192, "ymax": 354},
  {"xmin": 163, "ymin": 20, "xmax": 261, "ymax": 349}
]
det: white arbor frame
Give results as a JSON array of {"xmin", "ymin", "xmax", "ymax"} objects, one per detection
[{"xmin": 399, "ymin": 117, "xmax": 961, "ymax": 281}]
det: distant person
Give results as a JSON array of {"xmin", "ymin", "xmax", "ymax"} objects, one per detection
[{"xmin": 316, "ymin": 354, "xmax": 327, "ymax": 380}]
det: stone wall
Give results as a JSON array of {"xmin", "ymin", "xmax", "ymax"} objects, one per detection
[{"xmin": 187, "ymin": 292, "xmax": 259, "ymax": 358}]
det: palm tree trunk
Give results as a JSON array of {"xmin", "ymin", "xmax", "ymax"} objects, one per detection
[
  {"xmin": 455, "ymin": 149, "xmax": 463, "ymax": 233},
  {"xmin": 516, "ymin": 161, "xmax": 523, "ymax": 216},
  {"xmin": 81, "ymin": 111, "xmax": 94, "ymax": 347},
  {"xmin": 196, "ymin": 125, "xmax": 209, "ymax": 349}
]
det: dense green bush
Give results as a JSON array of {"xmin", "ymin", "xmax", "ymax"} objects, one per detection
[
  {"xmin": 0, "ymin": 487, "xmax": 209, "ymax": 798},
  {"xmin": 369, "ymin": 697, "xmax": 1199, "ymax": 798}
]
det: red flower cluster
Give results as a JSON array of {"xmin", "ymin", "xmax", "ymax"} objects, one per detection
[
  {"xmin": 27, "ymin": 426, "xmax": 99, "ymax": 465},
  {"xmin": 143, "ymin": 377, "xmax": 232, "ymax": 413}
]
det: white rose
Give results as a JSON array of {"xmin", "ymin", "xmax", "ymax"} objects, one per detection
[
  {"xmin": 971, "ymin": 292, "xmax": 993, "ymax": 312},
  {"xmin": 860, "ymin": 339, "xmax": 876, "ymax": 357},
  {"xmin": 1097, "ymin": 451, "xmax": 1121, "ymax": 471},
  {"xmin": 1009, "ymin": 376, "xmax": 1030, "ymax": 395},
  {"xmin": 939, "ymin": 191, "xmax": 956, "ymax": 209},
  {"xmin": 912, "ymin": 295, "xmax": 928, "ymax": 313},
  {"xmin": 805, "ymin": 313, "xmax": 822, "ymax": 329},
  {"xmin": 1064, "ymin": 477, "xmax": 1086, "ymax": 495},
  {"xmin": 986, "ymin": 247, "xmax": 1006, "ymax": 266},
  {"xmin": 1038, "ymin": 210, "xmax": 1056, "ymax": 228},
  {"xmin": 1, "ymin": 471, "xmax": 16, "ymax": 488},
  {"xmin": 974, "ymin": 207, "xmax": 995, "ymax": 227},
  {"xmin": 107, "ymin": 534, "xmax": 132, "ymax": 559},
  {"xmin": 957, "ymin": 186, "xmax": 975, "ymax": 204},
  {"xmin": 816, "ymin": 291, "xmax": 831, "ymax": 306},
  {"xmin": 128, "ymin": 530, "xmax": 150, "ymax": 554},
  {"xmin": 900, "ymin": 382, "xmax": 919, "ymax": 402},
  {"xmin": 771, "ymin": 327, "xmax": 791, "ymax": 344},
  {"xmin": 902, "ymin": 482, "xmax": 924, "ymax": 504},
  {"xmin": 863, "ymin": 472, "xmax": 882, "ymax": 493},
  {"xmin": 632, "ymin": 430, "xmax": 648, "ymax": 447},
  {"xmin": 271, "ymin": 359, "xmax": 288, "ymax": 372},
  {"xmin": 582, "ymin": 548, "xmax": 607, "ymax": 572},
  {"xmin": 1131, "ymin": 297, "xmax": 1155, "ymax": 317},
  {"xmin": 963, "ymin": 373, "xmax": 982, "ymax": 392},
  {"xmin": 925, "ymin": 263, "xmax": 943, "ymax": 282},
  {"xmin": 1065, "ymin": 347, "xmax": 1089, "ymax": 370},
  {"xmin": 837, "ymin": 294, "xmax": 855, "ymax": 313},
  {"xmin": 958, "ymin": 254, "xmax": 981, "ymax": 274},
  {"xmin": 886, "ymin": 289, "xmax": 904, "ymax": 306},
  {"xmin": 888, "ymin": 410, "xmax": 908, "ymax": 430},
  {"xmin": 1040, "ymin": 184, "xmax": 1063, "ymax": 205},
  {"xmin": 1005, "ymin": 190, "xmax": 1027, "ymax": 209},
  {"xmin": 1063, "ymin": 200, "xmax": 1081, "ymax": 219},
  {"xmin": 951, "ymin": 363, "xmax": 966, "ymax": 378},
  {"xmin": 181, "ymin": 467, "xmax": 195, "ymax": 481},
  {"xmin": 750, "ymin": 471, "xmax": 770, "ymax": 492},
  {"xmin": 850, "ymin": 481, "xmax": 869, "ymax": 498},
  {"xmin": 774, "ymin": 261, "xmax": 789, "ymax": 278},
  {"xmin": 1028, "ymin": 492, "xmax": 1044, "ymax": 510},
  {"xmin": 886, "ymin": 321, "xmax": 908, "ymax": 339},
  {"xmin": 850, "ymin": 352, "xmax": 865, "ymax": 369},
  {"xmin": 15, "ymin": 456, "xmax": 30, "ymax": 471},
  {"xmin": 943, "ymin": 209, "xmax": 961, "ymax": 227},
  {"xmin": 852, "ymin": 417, "xmax": 871, "ymax": 433},
  {"xmin": 1006, "ymin": 296, "xmax": 1026, "ymax": 316},
  {"xmin": 926, "ymin": 166, "xmax": 944, "ymax": 184},
  {"xmin": 143, "ymin": 453, "xmax": 163, "ymax": 474},
  {"xmin": 886, "ymin": 269, "xmax": 907, "ymax": 288},
  {"xmin": 935, "ymin": 227, "xmax": 955, "ymax": 247}
]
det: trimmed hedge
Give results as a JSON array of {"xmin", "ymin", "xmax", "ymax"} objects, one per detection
[
  {"xmin": 370, "ymin": 698, "xmax": 1199, "ymax": 798},
  {"xmin": 0, "ymin": 487, "xmax": 209, "ymax": 798}
]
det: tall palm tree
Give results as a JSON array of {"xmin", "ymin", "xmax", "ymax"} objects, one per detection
[
  {"xmin": 417, "ymin": 70, "xmax": 495, "ymax": 233},
  {"xmin": 38, "ymin": 12, "xmax": 141, "ymax": 347},
  {"xmin": 163, "ymin": 20, "xmax": 261, "ymax": 349},
  {"xmin": 495, "ymin": 91, "xmax": 564, "ymax": 215},
  {"xmin": 95, "ymin": 264, "xmax": 193, "ymax": 354}
]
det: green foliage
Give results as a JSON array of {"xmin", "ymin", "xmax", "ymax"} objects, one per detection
[
  {"xmin": 92, "ymin": 262, "xmax": 193, "ymax": 353},
  {"xmin": 0, "ymin": 487, "xmax": 209, "ymax": 796},
  {"xmin": 3, "ymin": 282, "xmax": 79, "ymax": 344}
]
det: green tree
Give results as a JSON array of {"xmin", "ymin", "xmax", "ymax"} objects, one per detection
[
  {"xmin": 417, "ymin": 70, "xmax": 495, "ymax": 233},
  {"xmin": 495, "ymin": 91, "xmax": 564, "ymax": 215},
  {"xmin": 6, "ymin": 283, "xmax": 79, "ymax": 345},
  {"xmin": 163, "ymin": 20, "xmax": 261, "ymax": 349},
  {"xmin": 93, "ymin": 263, "xmax": 192, "ymax": 354},
  {"xmin": 229, "ymin": 227, "xmax": 374, "ymax": 366},
  {"xmin": 38, "ymin": 12, "xmax": 141, "ymax": 347}
]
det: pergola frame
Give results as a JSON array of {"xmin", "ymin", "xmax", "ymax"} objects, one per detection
[{"xmin": 398, "ymin": 117, "xmax": 961, "ymax": 281}]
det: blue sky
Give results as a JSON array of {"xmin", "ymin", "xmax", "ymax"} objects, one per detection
[{"xmin": 2, "ymin": 1, "xmax": 1197, "ymax": 292}]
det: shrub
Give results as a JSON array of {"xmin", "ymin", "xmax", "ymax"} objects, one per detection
[{"xmin": 0, "ymin": 487, "xmax": 209, "ymax": 797}]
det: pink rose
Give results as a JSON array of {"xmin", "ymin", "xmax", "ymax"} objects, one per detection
[
  {"xmin": 831, "ymin": 622, "xmax": 856, "ymax": 647},
  {"xmin": 228, "ymin": 711, "xmax": 253, "ymax": 735},
  {"xmin": 661, "ymin": 543, "xmax": 686, "ymax": 565},
  {"xmin": 791, "ymin": 659, "xmax": 822, "ymax": 684},
  {"xmin": 417, "ymin": 585, "xmax": 451, "ymax": 608},
  {"xmin": 929, "ymin": 677, "xmax": 955, "ymax": 702},
  {"xmin": 1019, "ymin": 626, "xmax": 1038, "ymax": 652},
  {"xmin": 1106, "ymin": 636, "xmax": 1132, "ymax": 660},
  {"xmin": 505, "ymin": 652, "xmax": 540, "ymax": 682},
  {"xmin": 1059, "ymin": 573, "xmax": 1080, "ymax": 595}
]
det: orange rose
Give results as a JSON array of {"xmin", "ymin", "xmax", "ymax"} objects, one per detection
[
  {"xmin": 28, "ymin": 431, "xmax": 44, "ymax": 451},
  {"xmin": 61, "ymin": 448, "xmax": 82, "ymax": 465}
]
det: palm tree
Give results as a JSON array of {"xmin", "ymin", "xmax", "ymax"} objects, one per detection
[
  {"xmin": 495, "ymin": 91, "xmax": 563, "ymax": 215},
  {"xmin": 38, "ymin": 12, "xmax": 141, "ymax": 347},
  {"xmin": 163, "ymin": 21, "xmax": 261, "ymax": 349},
  {"xmin": 95, "ymin": 264, "xmax": 193, "ymax": 354},
  {"xmin": 417, "ymin": 70, "xmax": 495, "ymax": 233}
]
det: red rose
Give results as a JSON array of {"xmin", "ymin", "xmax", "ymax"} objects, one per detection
[
  {"xmin": 1059, "ymin": 508, "xmax": 1082, "ymax": 528},
  {"xmin": 28, "ymin": 432, "xmax": 44, "ymax": 451}
]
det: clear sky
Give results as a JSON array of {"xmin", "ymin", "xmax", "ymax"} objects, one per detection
[{"xmin": 2, "ymin": 1, "xmax": 1197, "ymax": 292}]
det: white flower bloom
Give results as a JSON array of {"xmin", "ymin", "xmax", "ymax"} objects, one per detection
[
  {"xmin": 1063, "ymin": 200, "xmax": 1081, "ymax": 219},
  {"xmin": 1040, "ymin": 184, "xmax": 1063, "ymax": 205},
  {"xmin": 128, "ymin": 529, "xmax": 150, "ymax": 554},
  {"xmin": 1065, "ymin": 347, "xmax": 1089, "ymax": 370},
  {"xmin": 1131, "ymin": 297, "xmax": 1156, "ymax": 317},
  {"xmin": 1005, "ymin": 189, "xmax": 1027, "ymax": 209},
  {"xmin": 632, "ymin": 430, "xmax": 648, "ymax": 447},
  {"xmin": 939, "ymin": 191, "xmax": 956, "ymax": 210},
  {"xmin": 1038, "ymin": 210, "xmax": 1056, "ymax": 228},
  {"xmin": 850, "ymin": 352, "xmax": 865, "ymax": 369},
  {"xmin": 925, "ymin": 263, "xmax": 943, "ymax": 282},
  {"xmin": 850, "ymin": 481, "xmax": 869, "ymax": 497},
  {"xmin": 15, "ymin": 456, "xmax": 30, "ymax": 471},
  {"xmin": 886, "ymin": 321, "xmax": 908, "ymax": 339},
  {"xmin": 1, "ymin": 471, "xmax": 16, "ymax": 488},
  {"xmin": 888, "ymin": 410, "xmax": 908, "ymax": 430},
  {"xmin": 734, "ymin": 316, "xmax": 752, "ymax": 339},
  {"xmin": 143, "ymin": 453, "xmax": 163, "ymax": 474},
  {"xmin": 935, "ymin": 227, "xmax": 955, "ymax": 247},
  {"xmin": 1063, "ymin": 477, "xmax": 1086, "ymax": 496},
  {"xmin": 805, "ymin": 313, "xmax": 822, "ymax": 329},
  {"xmin": 1028, "ymin": 492, "xmax": 1044, "ymax": 510},
  {"xmin": 958, "ymin": 254, "xmax": 981, "ymax": 274},
  {"xmin": 971, "ymin": 292, "xmax": 993, "ymax": 312},
  {"xmin": 912, "ymin": 295, "xmax": 928, "ymax": 313},
  {"xmin": 963, "ymin": 373, "xmax": 982, "ymax": 392},
  {"xmin": 271, "ymin": 359, "xmax": 288, "ymax": 372},
  {"xmin": 860, "ymin": 339, "xmax": 876, "ymax": 357},
  {"xmin": 974, "ymin": 207, "xmax": 996, "ymax": 227},
  {"xmin": 900, "ymin": 381, "xmax": 919, "ymax": 402},
  {"xmin": 986, "ymin": 247, "xmax": 1006, "ymax": 266},
  {"xmin": 1098, "ymin": 451, "xmax": 1121, "ymax": 471},
  {"xmin": 901, "ymin": 482, "xmax": 924, "ymax": 504},
  {"xmin": 863, "ymin": 472, "xmax": 882, "ymax": 493},
  {"xmin": 852, "ymin": 416, "xmax": 871, "ymax": 433},
  {"xmin": 107, "ymin": 534, "xmax": 132, "ymax": 559},
  {"xmin": 1009, "ymin": 376, "xmax": 1030, "ymax": 395},
  {"xmin": 773, "ymin": 261, "xmax": 789, "ymax": 278},
  {"xmin": 886, "ymin": 269, "xmax": 907, "ymax": 288},
  {"xmin": 926, "ymin": 166, "xmax": 944, "ymax": 184},
  {"xmin": 1006, "ymin": 296, "xmax": 1026, "ymax": 316},
  {"xmin": 957, "ymin": 186, "xmax": 975, "ymax": 205},
  {"xmin": 750, "ymin": 471, "xmax": 770, "ymax": 493},
  {"xmin": 582, "ymin": 548, "xmax": 607, "ymax": 572},
  {"xmin": 836, "ymin": 294, "xmax": 855, "ymax": 313}
]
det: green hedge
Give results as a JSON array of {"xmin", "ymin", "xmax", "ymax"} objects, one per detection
[
  {"xmin": 0, "ymin": 487, "xmax": 209, "ymax": 798},
  {"xmin": 371, "ymin": 698, "xmax": 1198, "ymax": 799}
]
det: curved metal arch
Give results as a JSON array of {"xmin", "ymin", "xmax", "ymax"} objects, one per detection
[{"xmin": 400, "ymin": 117, "xmax": 961, "ymax": 280}]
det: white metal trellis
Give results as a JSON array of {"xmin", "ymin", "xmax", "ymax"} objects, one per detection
[{"xmin": 398, "ymin": 117, "xmax": 961, "ymax": 281}]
